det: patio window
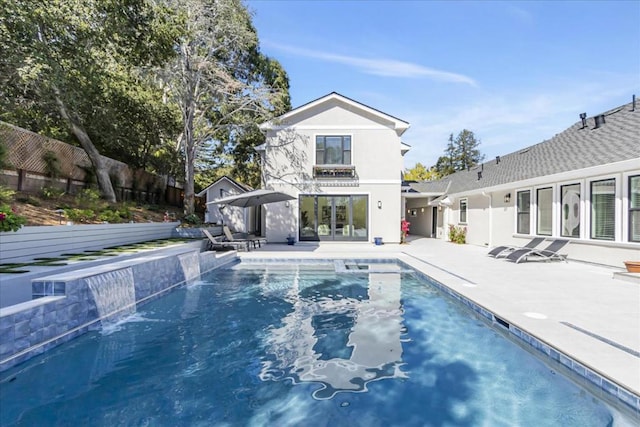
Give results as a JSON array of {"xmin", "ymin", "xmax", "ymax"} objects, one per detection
[
  {"xmin": 561, "ymin": 184, "xmax": 580, "ymax": 238},
  {"xmin": 629, "ymin": 175, "xmax": 640, "ymax": 242},
  {"xmin": 316, "ymin": 136, "xmax": 351, "ymax": 165},
  {"xmin": 459, "ymin": 199, "xmax": 467, "ymax": 223},
  {"xmin": 516, "ymin": 190, "xmax": 530, "ymax": 234},
  {"xmin": 590, "ymin": 178, "xmax": 615, "ymax": 240},
  {"xmin": 536, "ymin": 187, "xmax": 553, "ymax": 236}
]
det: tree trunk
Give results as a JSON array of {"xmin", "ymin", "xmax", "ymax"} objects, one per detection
[
  {"xmin": 182, "ymin": 111, "xmax": 196, "ymax": 215},
  {"xmin": 53, "ymin": 87, "xmax": 117, "ymax": 202}
]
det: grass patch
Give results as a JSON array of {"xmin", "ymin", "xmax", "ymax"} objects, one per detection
[
  {"xmin": 0, "ymin": 268, "xmax": 31, "ymax": 274},
  {"xmin": 1, "ymin": 238, "xmax": 193, "ymax": 275}
]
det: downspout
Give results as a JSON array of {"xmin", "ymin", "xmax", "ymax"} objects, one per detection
[{"xmin": 482, "ymin": 191, "xmax": 492, "ymax": 247}]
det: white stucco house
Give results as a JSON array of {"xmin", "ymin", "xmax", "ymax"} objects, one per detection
[
  {"xmin": 258, "ymin": 92, "xmax": 410, "ymax": 244},
  {"xmin": 196, "ymin": 176, "xmax": 258, "ymax": 233},
  {"xmin": 405, "ymin": 98, "xmax": 640, "ymax": 266}
]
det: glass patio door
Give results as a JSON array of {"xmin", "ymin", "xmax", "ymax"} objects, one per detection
[{"xmin": 299, "ymin": 195, "xmax": 368, "ymax": 241}]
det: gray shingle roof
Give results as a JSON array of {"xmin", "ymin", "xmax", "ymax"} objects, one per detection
[{"xmin": 410, "ymin": 101, "xmax": 640, "ymax": 195}]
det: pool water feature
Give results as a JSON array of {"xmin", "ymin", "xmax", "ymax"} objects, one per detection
[
  {"xmin": 86, "ymin": 268, "xmax": 136, "ymax": 324},
  {"xmin": 0, "ymin": 262, "xmax": 635, "ymax": 426}
]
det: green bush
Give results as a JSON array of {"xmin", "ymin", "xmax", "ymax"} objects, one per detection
[
  {"xmin": 448, "ymin": 224, "xmax": 467, "ymax": 244},
  {"xmin": 76, "ymin": 188, "xmax": 102, "ymax": 210},
  {"xmin": 41, "ymin": 185, "xmax": 65, "ymax": 200},
  {"xmin": 181, "ymin": 213, "xmax": 202, "ymax": 226},
  {"xmin": 42, "ymin": 150, "xmax": 61, "ymax": 179},
  {"xmin": 65, "ymin": 208, "xmax": 96, "ymax": 223},
  {"xmin": 0, "ymin": 185, "xmax": 15, "ymax": 204},
  {"xmin": 97, "ymin": 206, "xmax": 132, "ymax": 223},
  {"xmin": 0, "ymin": 204, "xmax": 26, "ymax": 232}
]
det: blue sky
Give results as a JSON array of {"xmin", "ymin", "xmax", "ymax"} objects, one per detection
[{"xmin": 247, "ymin": 1, "xmax": 640, "ymax": 169}]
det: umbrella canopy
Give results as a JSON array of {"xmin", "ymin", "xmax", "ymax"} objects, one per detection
[{"xmin": 206, "ymin": 189, "xmax": 295, "ymax": 208}]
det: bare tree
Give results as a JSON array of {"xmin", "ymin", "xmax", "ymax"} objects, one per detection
[{"xmin": 161, "ymin": 0, "xmax": 280, "ymax": 214}]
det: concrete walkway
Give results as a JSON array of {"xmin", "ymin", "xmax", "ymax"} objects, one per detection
[{"xmin": 241, "ymin": 237, "xmax": 640, "ymax": 401}]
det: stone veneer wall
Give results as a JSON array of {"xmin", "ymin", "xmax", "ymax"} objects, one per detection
[{"xmin": 0, "ymin": 249, "xmax": 237, "ymax": 372}]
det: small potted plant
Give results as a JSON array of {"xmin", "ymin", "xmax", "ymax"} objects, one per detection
[
  {"xmin": 623, "ymin": 261, "xmax": 640, "ymax": 273},
  {"xmin": 286, "ymin": 234, "xmax": 295, "ymax": 245}
]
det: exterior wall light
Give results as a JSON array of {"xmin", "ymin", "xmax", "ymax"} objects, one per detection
[
  {"xmin": 378, "ymin": 201, "xmax": 382, "ymax": 209},
  {"xmin": 285, "ymin": 201, "xmax": 290, "ymax": 208},
  {"xmin": 504, "ymin": 193, "xmax": 511, "ymax": 203}
]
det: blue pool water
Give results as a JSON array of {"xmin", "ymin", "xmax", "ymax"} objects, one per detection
[{"xmin": 0, "ymin": 262, "xmax": 634, "ymax": 426}]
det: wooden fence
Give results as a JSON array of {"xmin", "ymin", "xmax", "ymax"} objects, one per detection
[{"xmin": 0, "ymin": 121, "xmax": 188, "ymax": 207}]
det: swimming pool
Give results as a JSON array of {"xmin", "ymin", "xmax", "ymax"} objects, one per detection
[{"xmin": 0, "ymin": 261, "xmax": 635, "ymax": 426}]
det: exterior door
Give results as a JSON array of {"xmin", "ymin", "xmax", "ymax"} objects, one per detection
[
  {"xmin": 432, "ymin": 207, "xmax": 438, "ymax": 237},
  {"xmin": 299, "ymin": 195, "xmax": 368, "ymax": 241}
]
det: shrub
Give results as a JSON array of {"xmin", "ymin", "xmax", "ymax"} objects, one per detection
[
  {"xmin": 65, "ymin": 208, "xmax": 96, "ymax": 223},
  {"xmin": 97, "ymin": 205, "xmax": 132, "ymax": 223},
  {"xmin": 0, "ymin": 204, "xmax": 26, "ymax": 232},
  {"xmin": 181, "ymin": 213, "xmax": 202, "ymax": 226},
  {"xmin": 42, "ymin": 150, "xmax": 61, "ymax": 179},
  {"xmin": 0, "ymin": 185, "xmax": 15, "ymax": 204},
  {"xmin": 41, "ymin": 185, "xmax": 65, "ymax": 200},
  {"xmin": 448, "ymin": 224, "xmax": 467, "ymax": 244},
  {"xmin": 76, "ymin": 188, "xmax": 102, "ymax": 210}
]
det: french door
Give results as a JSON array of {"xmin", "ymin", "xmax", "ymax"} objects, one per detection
[{"xmin": 299, "ymin": 195, "xmax": 368, "ymax": 241}]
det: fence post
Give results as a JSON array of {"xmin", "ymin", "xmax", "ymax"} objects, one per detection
[{"xmin": 17, "ymin": 169, "xmax": 25, "ymax": 191}]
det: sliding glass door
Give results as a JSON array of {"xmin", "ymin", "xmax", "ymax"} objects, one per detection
[{"xmin": 299, "ymin": 195, "xmax": 368, "ymax": 241}]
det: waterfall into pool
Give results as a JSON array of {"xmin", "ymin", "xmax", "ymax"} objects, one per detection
[
  {"xmin": 179, "ymin": 251, "xmax": 201, "ymax": 284},
  {"xmin": 86, "ymin": 268, "xmax": 136, "ymax": 324}
]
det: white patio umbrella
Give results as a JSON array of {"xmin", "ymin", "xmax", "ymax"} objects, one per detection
[{"xmin": 206, "ymin": 189, "xmax": 295, "ymax": 208}]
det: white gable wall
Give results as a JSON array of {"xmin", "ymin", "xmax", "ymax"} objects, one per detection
[
  {"xmin": 262, "ymin": 98, "xmax": 404, "ymax": 243},
  {"xmin": 203, "ymin": 181, "xmax": 247, "ymax": 233}
]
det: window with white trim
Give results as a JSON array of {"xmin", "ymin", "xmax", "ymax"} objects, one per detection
[
  {"xmin": 517, "ymin": 190, "xmax": 530, "ymax": 234},
  {"xmin": 561, "ymin": 183, "xmax": 580, "ymax": 238},
  {"xmin": 459, "ymin": 199, "xmax": 467, "ymax": 223},
  {"xmin": 536, "ymin": 187, "xmax": 553, "ymax": 236},
  {"xmin": 590, "ymin": 179, "xmax": 615, "ymax": 240},
  {"xmin": 629, "ymin": 175, "xmax": 640, "ymax": 242},
  {"xmin": 315, "ymin": 136, "xmax": 351, "ymax": 165}
]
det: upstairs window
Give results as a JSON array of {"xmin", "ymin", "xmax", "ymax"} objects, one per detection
[{"xmin": 316, "ymin": 136, "xmax": 351, "ymax": 165}]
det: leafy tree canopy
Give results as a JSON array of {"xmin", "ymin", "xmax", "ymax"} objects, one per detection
[
  {"xmin": 404, "ymin": 162, "xmax": 440, "ymax": 181},
  {"xmin": 0, "ymin": 0, "xmax": 184, "ymax": 200}
]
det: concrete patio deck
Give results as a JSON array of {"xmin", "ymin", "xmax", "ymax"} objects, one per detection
[{"xmin": 241, "ymin": 236, "xmax": 640, "ymax": 407}]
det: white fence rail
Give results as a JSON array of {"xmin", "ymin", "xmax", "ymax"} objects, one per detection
[{"xmin": 0, "ymin": 222, "xmax": 181, "ymax": 263}]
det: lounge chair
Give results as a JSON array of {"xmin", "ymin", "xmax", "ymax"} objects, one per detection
[
  {"xmin": 488, "ymin": 237, "xmax": 545, "ymax": 258},
  {"xmin": 202, "ymin": 229, "xmax": 249, "ymax": 252},
  {"xmin": 223, "ymin": 225, "xmax": 264, "ymax": 249},
  {"xmin": 506, "ymin": 239, "xmax": 569, "ymax": 264}
]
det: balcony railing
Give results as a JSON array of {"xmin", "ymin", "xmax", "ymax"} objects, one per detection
[{"xmin": 313, "ymin": 165, "xmax": 356, "ymax": 178}]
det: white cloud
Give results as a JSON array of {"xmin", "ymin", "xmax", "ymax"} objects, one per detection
[{"xmin": 265, "ymin": 42, "xmax": 477, "ymax": 86}]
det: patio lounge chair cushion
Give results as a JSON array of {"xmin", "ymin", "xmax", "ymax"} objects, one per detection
[
  {"xmin": 488, "ymin": 237, "xmax": 545, "ymax": 258},
  {"xmin": 506, "ymin": 239, "xmax": 569, "ymax": 264}
]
